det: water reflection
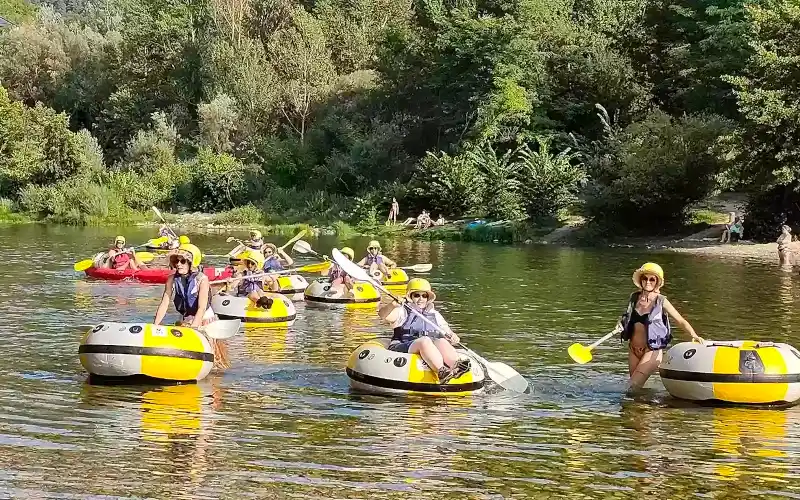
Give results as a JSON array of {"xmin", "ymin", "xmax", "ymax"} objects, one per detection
[{"xmin": 1, "ymin": 224, "xmax": 800, "ymax": 497}]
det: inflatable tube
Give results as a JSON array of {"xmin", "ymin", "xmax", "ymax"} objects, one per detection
[
  {"xmin": 79, "ymin": 322, "xmax": 214, "ymax": 382},
  {"xmin": 304, "ymin": 279, "xmax": 380, "ymax": 309},
  {"xmin": 275, "ymin": 274, "xmax": 308, "ymax": 301},
  {"xmin": 211, "ymin": 293, "xmax": 296, "ymax": 327},
  {"xmin": 660, "ymin": 341, "xmax": 800, "ymax": 405},
  {"xmin": 84, "ymin": 266, "xmax": 233, "ymax": 284},
  {"xmin": 346, "ymin": 341, "xmax": 485, "ymax": 396},
  {"xmin": 374, "ymin": 268, "xmax": 409, "ymax": 288}
]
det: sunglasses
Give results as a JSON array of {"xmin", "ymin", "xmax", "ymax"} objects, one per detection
[
  {"xmin": 368, "ymin": 247, "xmax": 378, "ymax": 250},
  {"xmin": 170, "ymin": 257, "xmax": 189, "ymax": 265},
  {"xmin": 642, "ymin": 276, "xmax": 658, "ymax": 284},
  {"xmin": 410, "ymin": 292, "xmax": 429, "ymax": 299}
]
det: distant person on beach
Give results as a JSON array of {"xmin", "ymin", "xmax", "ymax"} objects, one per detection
[
  {"xmin": 720, "ymin": 216, "xmax": 744, "ymax": 243},
  {"xmin": 415, "ymin": 210, "xmax": 432, "ymax": 229},
  {"xmin": 778, "ymin": 225, "xmax": 793, "ymax": 268},
  {"xmin": 387, "ymin": 198, "xmax": 399, "ymax": 225},
  {"xmin": 434, "ymin": 214, "xmax": 446, "ymax": 226}
]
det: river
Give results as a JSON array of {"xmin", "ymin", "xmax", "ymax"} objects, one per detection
[{"xmin": 1, "ymin": 223, "xmax": 799, "ymax": 498}]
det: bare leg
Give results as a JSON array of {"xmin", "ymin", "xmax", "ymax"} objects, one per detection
[
  {"xmin": 379, "ymin": 263, "xmax": 391, "ymax": 279},
  {"xmin": 409, "ymin": 337, "xmax": 444, "ymax": 371},
  {"xmin": 434, "ymin": 338, "xmax": 460, "ymax": 368},
  {"xmin": 628, "ymin": 349, "xmax": 663, "ymax": 391}
]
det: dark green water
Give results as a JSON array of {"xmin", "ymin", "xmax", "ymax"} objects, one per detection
[{"xmin": 1, "ymin": 224, "xmax": 799, "ymax": 498}]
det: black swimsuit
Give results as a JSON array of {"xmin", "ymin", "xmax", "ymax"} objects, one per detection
[{"xmin": 628, "ymin": 309, "xmax": 650, "ymax": 356}]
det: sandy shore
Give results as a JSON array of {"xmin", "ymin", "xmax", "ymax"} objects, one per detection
[{"xmin": 667, "ymin": 241, "xmax": 784, "ymax": 263}]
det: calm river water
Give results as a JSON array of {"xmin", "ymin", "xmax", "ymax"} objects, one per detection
[{"xmin": 0, "ymin": 224, "xmax": 799, "ymax": 499}]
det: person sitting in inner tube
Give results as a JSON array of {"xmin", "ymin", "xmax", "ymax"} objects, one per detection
[
  {"xmin": 356, "ymin": 240, "xmax": 396, "ymax": 281},
  {"xmin": 378, "ymin": 278, "xmax": 471, "ymax": 384},
  {"xmin": 106, "ymin": 236, "xmax": 146, "ymax": 271},
  {"xmin": 153, "ymin": 243, "xmax": 230, "ymax": 369},
  {"xmin": 245, "ymin": 230, "xmax": 264, "ymax": 251},
  {"xmin": 155, "ymin": 225, "xmax": 181, "ymax": 249},
  {"xmin": 324, "ymin": 247, "xmax": 355, "ymax": 296},
  {"xmin": 231, "ymin": 250, "xmax": 273, "ymax": 309},
  {"xmin": 618, "ymin": 262, "xmax": 703, "ymax": 392},
  {"xmin": 261, "ymin": 243, "xmax": 294, "ymax": 291}
]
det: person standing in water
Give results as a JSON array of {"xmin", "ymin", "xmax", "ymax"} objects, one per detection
[
  {"xmin": 777, "ymin": 225, "xmax": 793, "ymax": 269},
  {"xmin": 153, "ymin": 244, "xmax": 230, "ymax": 370},
  {"xmin": 618, "ymin": 263, "xmax": 703, "ymax": 391},
  {"xmin": 387, "ymin": 197, "xmax": 399, "ymax": 225}
]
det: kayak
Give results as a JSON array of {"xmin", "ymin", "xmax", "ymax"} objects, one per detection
[
  {"xmin": 375, "ymin": 268, "xmax": 409, "ymax": 287},
  {"xmin": 211, "ymin": 293, "xmax": 296, "ymax": 327},
  {"xmin": 79, "ymin": 322, "xmax": 214, "ymax": 382},
  {"xmin": 346, "ymin": 340, "xmax": 485, "ymax": 396},
  {"xmin": 304, "ymin": 279, "xmax": 380, "ymax": 309},
  {"xmin": 660, "ymin": 341, "xmax": 800, "ymax": 406},
  {"xmin": 275, "ymin": 274, "xmax": 309, "ymax": 301},
  {"xmin": 84, "ymin": 265, "xmax": 234, "ymax": 284}
]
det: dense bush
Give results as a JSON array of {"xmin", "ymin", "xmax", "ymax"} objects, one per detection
[{"xmin": 186, "ymin": 148, "xmax": 248, "ymax": 212}]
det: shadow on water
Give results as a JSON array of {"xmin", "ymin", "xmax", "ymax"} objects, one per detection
[{"xmin": 0, "ymin": 224, "xmax": 800, "ymax": 497}]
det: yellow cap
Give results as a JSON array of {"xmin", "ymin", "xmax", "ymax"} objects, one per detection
[
  {"xmin": 250, "ymin": 230, "xmax": 262, "ymax": 240},
  {"xmin": 367, "ymin": 240, "xmax": 381, "ymax": 250},
  {"xmin": 242, "ymin": 250, "xmax": 265, "ymax": 268},
  {"xmin": 169, "ymin": 243, "xmax": 202, "ymax": 268},
  {"xmin": 114, "ymin": 235, "xmax": 126, "ymax": 244},
  {"xmin": 406, "ymin": 278, "xmax": 436, "ymax": 302},
  {"xmin": 633, "ymin": 262, "xmax": 664, "ymax": 288},
  {"xmin": 178, "ymin": 235, "xmax": 190, "ymax": 244},
  {"xmin": 340, "ymin": 247, "xmax": 355, "ymax": 260}
]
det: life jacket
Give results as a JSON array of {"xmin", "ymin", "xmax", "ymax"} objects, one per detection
[
  {"xmin": 111, "ymin": 251, "xmax": 131, "ymax": 269},
  {"xmin": 365, "ymin": 254, "xmax": 383, "ymax": 266},
  {"xmin": 263, "ymin": 256, "xmax": 284, "ymax": 272},
  {"xmin": 173, "ymin": 271, "xmax": 208, "ymax": 318},
  {"xmin": 237, "ymin": 270, "xmax": 264, "ymax": 296},
  {"xmin": 620, "ymin": 292, "xmax": 672, "ymax": 350},
  {"xmin": 247, "ymin": 240, "xmax": 263, "ymax": 251},
  {"xmin": 392, "ymin": 306, "xmax": 439, "ymax": 344}
]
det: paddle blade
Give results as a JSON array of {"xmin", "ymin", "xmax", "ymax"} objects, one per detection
[
  {"xmin": 409, "ymin": 263, "xmax": 433, "ymax": 273},
  {"xmin": 136, "ymin": 252, "xmax": 154, "ymax": 262},
  {"xmin": 292, "ymin": 240, "xmax": 313, "ymax": 254},
  {"xmin": 332, "ymin": 248, "xmax": 371, "ymax": 282},
  {"xmin": 152, "ymin": 206, "xmax": 165, "ymax": 222},
  {"xmin": 74, "ymin": 259, "xmax": 94, "ymax": 272},
  {"xmin": 199, "ymin": 319, "xmax": 241, "ymax": 339},
  {"xmin": 298, "ymin": 262, "xmax": 331, "ymax": 273},
  {"xmin": 279, "ymin": 230, "xmax": 308, "ymax": 251},
  {"xmin": 485, "ymin": 361, "xmax": 530, "ymax": 393},
  {"xmin": 568, "ymin": 343, "xmax": 593, "ymax": 364},
  {"xmin": 226, "ymin": 236, "xmax": 236, "ymax": 243}
]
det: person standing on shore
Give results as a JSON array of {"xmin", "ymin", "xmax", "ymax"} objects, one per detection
[
  {"xmin": 777, "ymin": 225, "xmax": 793, "ymax": 269},
  {"xmin": 387, "ymin": 197, "xmax": 399, "ymax": 225}
]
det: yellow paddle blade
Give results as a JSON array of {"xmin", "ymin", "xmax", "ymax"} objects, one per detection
[
  {"xmin": 568, "ymin": 343, "xmax": 593, "ymax": 364},
  {"xmin": 74, "ymin": 259, "xmax": 94, "ymax": 272},
  {"xmin": 299, "ymin": 262, "xmax": 330, "ymax": 273},
  {"xmin": 136, "ymin": 252, "xmax": 155, "ymax": 262}
]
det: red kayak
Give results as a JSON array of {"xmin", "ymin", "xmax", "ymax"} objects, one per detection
[{"xmin": 84, "ymin": 266, "xmax": 234, "ymax": 284}]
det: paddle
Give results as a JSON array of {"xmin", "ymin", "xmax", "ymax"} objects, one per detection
[
  {"xmin": 73, "ymin": 251, "xmax": 155, "ymax": 272},
  {"xmin": 568, "ymin": 326, "xmax": 623, "ymax": 364},
  {"xmin": 208, "ymin": 261, "xmax": 330, "ymax": 285},
  {"xmin": 151, "ymin": 206, "xmax": 178, "ymax": 239},
  {"xmin": 278, "ymin": 230, "xmax": 307, "ymax": 251},
  {"xmin": 398, "ymin": 263, "xmax": 433, "ymax": 273},
  {"xmin": 292, "ymin": 240, "xmax": 324, "ymax": 258},
  {"xmin": 197, "ymin": 319, "xmax": 241, "ymax": 340},
  {"xmin": 331, "ymin": 248, "xmax": 529, "ymax": 393}
]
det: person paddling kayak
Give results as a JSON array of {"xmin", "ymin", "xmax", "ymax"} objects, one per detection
[
  {"xmin": 261, "ymin": 243, "xmax": 294, "ymax": 291},
  {"xmin": 357, "ymin": 240, "xmax": 396, "ymax": 281},
  {"xmin": 231, "ymin": 251, "xmax": 274, "ymax": 309},
  {"xmin": 245, "ymin": 230, "xmax": 264, "ymax": 251},
  {"xmin": 324, "ymin": 247, "xmax": 355, "ymax": 296},
  {"xmin": 106, "ymin": 236, "xmax": 146, "ymax": 271},
  {"xmin": 618, "ymin": 262, "xmax": 703, "ymax": 391},
  {"xmin": 153, "ymin": 243, "xmax": 230, "ymax": 369},
  {"xmin": 378, "ymin": 278, "xmax": 471, "ymax": 384}
]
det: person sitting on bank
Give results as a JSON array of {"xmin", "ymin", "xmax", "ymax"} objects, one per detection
[
  {"xmin": 434, "ymin": 214, "xmax": 446, "ymax": 226},
  {"xmin": 720, "ymin": 217, "xmax": 745, "ymax": 243},
  {"xmin": 378, "ymin": 278, "xmax": 471, "ymax": 384}
]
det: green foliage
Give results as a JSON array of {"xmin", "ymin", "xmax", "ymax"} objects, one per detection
[
  {"xmin": 0, "ymin": 0, "xmax": 37, "ymax": 24},
  {"xmin": 516, "ymin": 139, "xmax": 585, "ymax": 218},
  {"xmin": 187, "ymin": 148, "xmax": 248, "ymax": 212},
  {"xmin": 585, "ymin": 110, "xmax": 733, "ymax": 230},
  {"xmin": 211, "ymin": 204, "xmax": 263, "ymax": 225},
  {"xmin": 18, "ymin": 175, "xmax": 133, "ymax": 224},
  {"xmin": 412, "ymin": 151, "xmax": 483, "ymax": 217}
]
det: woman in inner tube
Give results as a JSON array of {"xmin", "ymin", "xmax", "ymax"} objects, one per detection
[
  {"xmin": 379, "ymin": 278, "xmax": 471, "ymax": 384},
  {"xmin": 323, "ymin": 246, "xmax": 355, "ymax": 297},
  {"xmin": 153, "ymin": 243, "xmax": 230, "ymax": 370},
  {"xmin": 618, "ymin": 262, "xmax": 703, "ymax": 391},
  {"xmin": 261, "ymin": 243, "xmax": 294, "ymax": 291}
]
